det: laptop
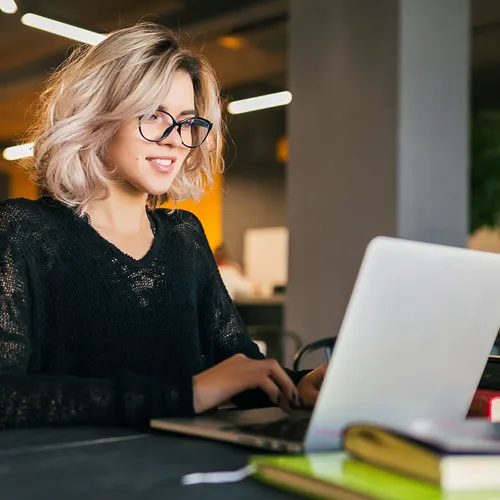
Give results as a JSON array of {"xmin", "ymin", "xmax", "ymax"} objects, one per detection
[{"xmin": 150, "ymin": 236, "xmax": 500, "ymax": 453}]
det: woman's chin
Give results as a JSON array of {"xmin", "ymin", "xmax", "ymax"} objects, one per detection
[
  {"xmin": 147, "ymin": 184, "xmax": 173, "ymax": 197},
  {"xmin": 115, "ymin": 173, "xmax": 175, "ymax": 198},
  {"xmin": 130, "ymin": 180, "xmax": 174, "ymax": 198}
]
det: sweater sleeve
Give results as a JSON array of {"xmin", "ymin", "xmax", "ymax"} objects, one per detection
[
  {"xmin": 0, "ymin": 202, "xmax": 194, "ymax": 429},
  {"xmin": 188, "ymin": 212, "xmax": 309, "ymax": 408}
]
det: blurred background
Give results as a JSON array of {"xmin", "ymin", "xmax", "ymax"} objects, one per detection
[
  {"xmin": 0, "ymin": 0, "xmax": 291, "ymax": 264},
  {"xmin": 1, "ymin": 0, "xmax": 500, "ymax": 365}
]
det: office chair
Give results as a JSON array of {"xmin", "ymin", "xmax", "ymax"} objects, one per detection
[
  {"xmin": 292, "ymin": 337, "xmax": 500, "ymax": 371},
  {"xmin": 293, "ymin": 336, "xmax": 337, "ymax": 370}
]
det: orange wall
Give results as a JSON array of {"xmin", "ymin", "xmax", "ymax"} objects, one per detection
[
  {"xmin": 9, "ymin": 170, "xmax": 39, "ymax": 199},
  {"xmin": 0, "ymin": 162, "xmax": 39, "ymax": 200},
  {"xmin": 163, "ymin": 172, "xmax": 223, "ymax": 250}
]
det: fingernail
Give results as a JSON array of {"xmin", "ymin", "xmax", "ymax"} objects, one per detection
[
  {"xmin": 277, "ymin": 393, "xmax": 292, "ymax": 414},
  {"xmin": 293, "ymin": 390, "xmax": 300, "ymax": 404}
]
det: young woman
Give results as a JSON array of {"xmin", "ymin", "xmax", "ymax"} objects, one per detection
[{"xmin": 0, "ymin": 23, "xmax": 326, "ymax": 428}]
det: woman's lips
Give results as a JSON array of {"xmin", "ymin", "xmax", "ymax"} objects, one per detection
[{"xmin": 147, "ymin": 157, "xmax": 176, "ymax": 173}]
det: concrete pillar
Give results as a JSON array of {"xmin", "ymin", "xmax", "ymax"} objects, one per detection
[{"xmin": 286, "ymin": 0, "xmax": 469, "ymax": 366}]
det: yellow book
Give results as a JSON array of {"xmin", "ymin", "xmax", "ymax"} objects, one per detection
[{"xmin": 343, "ymin": 421, "xmax": 500, "ymax": 491}]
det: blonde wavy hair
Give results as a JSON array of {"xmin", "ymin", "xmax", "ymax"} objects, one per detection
[{"xmin": 23, "ymin": 22, "xmax": 224, "ymax": 213}]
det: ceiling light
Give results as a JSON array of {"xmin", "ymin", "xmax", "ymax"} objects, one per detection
[
  {"xmin": 2, "ymin": 143, "xmax": 34, "ymax": 161},
  {"xmin": 227, "ymin": 91, "xmax": 292, "ymax": 115},
  {"xmin": 0, "ymin": 0, "xmax": 18, "ymax": 14},
  {"xmin": 217, "ymin": 36, "xmax": 244, "ymax": 51},
  {"xmin": 21, "ymin": 13, "xmax": 106, "ymax": 45}
]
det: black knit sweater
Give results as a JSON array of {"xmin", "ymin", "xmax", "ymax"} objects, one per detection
[{"xmin": 0, "ymin": 196, "xmax": 306, "ymax": 428}]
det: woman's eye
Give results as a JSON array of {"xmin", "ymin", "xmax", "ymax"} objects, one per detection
[{"xmin": 144, "ymin": 113, "xmax": 159, "ymax": 121}]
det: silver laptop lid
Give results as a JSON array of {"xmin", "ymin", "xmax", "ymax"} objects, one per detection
[{"xmin": 305, "ymin": 237, "xmax": 500, "ymax": 452}]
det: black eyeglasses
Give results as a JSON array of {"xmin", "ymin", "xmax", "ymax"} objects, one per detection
[{"xmin": 139, "ymin": 110, "xmax": 213, "ymax": 149}]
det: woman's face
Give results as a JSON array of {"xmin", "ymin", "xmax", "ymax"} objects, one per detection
[{"xmin": 106, "ymin": 71, "xmax": 196, "ymax": 197}]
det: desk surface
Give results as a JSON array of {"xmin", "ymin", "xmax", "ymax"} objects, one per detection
[
  {"xmin": 0, "ymin": 427, "xmax": 296, "ymax": 500},
  {"xmin": 234, "ymin": 295, "xmax": 285, "ymax": 306}
]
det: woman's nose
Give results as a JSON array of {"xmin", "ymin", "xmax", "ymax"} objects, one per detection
[{"xmin": 158, "ymin": 128, "xmax": 183, "ymax": 148}]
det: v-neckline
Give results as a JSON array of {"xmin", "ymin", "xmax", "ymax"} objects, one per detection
[
  {"xmin": 50, "ymin": 198, "xmax": 165, "ymax": 265},
  {"xmin": 82, "ymin": 211, "xmax": 163, "ymax": 264}
]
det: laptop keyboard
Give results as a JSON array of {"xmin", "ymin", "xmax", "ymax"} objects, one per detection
[{"xmin": 226, "ymin": 416, "xmax": 310, "ymax": 442}]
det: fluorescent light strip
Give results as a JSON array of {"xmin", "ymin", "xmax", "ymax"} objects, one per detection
[
  {"xmin": 0, "ymin": 0, "xmax": 18, "ymax": 14},
  {"xmin": 21, "ymin": 13, "xmax": 106, "ymax": 45},
  {"xmin": 227, "ymin": 91, "xmax": 292, "ymax": 115},
  {"xmin": 2, "ymin": 143, "xmax": 34, "ymax": 161}
]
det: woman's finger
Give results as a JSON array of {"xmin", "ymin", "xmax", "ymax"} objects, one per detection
[
  {"xmin": 257, "ymin": 376, "xmax": 292, "ymax": 414},
  {"xmin": 264, "ymin": 359, "xmax": 299, "ymax": 406}
]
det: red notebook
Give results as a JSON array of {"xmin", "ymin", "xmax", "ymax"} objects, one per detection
[{"xmin": 468, "ymin": 389, "xmax": 500, "ymax": 421}]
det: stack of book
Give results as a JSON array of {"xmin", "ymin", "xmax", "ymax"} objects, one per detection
[
  {"xmin": 468, "ymin": 389, "xmax": 500, "ymax": 421},
  {"xmin": 250, "ymin": 418, "xmax": 500, "ymax": 499}
]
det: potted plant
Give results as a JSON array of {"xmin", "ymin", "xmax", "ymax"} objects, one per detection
[{"xmin": 470, "ymin": 110, "xmax": 500, "ymax": 234}]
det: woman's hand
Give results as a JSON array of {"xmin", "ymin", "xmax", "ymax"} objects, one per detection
[
  {"xmin": 297, "ymin": 363, "xmax": 328, "ymax": 407},
  {"xmin": 193, "ymin": 354, "xmax": 300, "ymax": 414}
]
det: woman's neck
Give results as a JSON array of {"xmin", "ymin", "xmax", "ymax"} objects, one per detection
[{"xmin": 85, "ymin": 184, "xmax": 150, "ymax": 234}]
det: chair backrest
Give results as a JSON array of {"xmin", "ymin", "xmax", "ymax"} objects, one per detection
[
  {"xmin": 292, "ymin": 336, "xmax": 500, "ymax": 371},
  {"xmin": 293, "ymin": 336, "xmax": 337, "ymax": 370}
]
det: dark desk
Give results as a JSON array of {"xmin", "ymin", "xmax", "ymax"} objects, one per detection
[
  {"xmin": 235, "ymin": 296, "xmax": 284, "ymax": 327},
  {"xmin": 0, "ymin": 427, "xmax": 296, "ymax": 500}
]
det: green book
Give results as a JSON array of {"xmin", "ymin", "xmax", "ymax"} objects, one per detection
[{"xmin": 250, "ymin": 453, "xmax": 500, "ymax": 500}]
